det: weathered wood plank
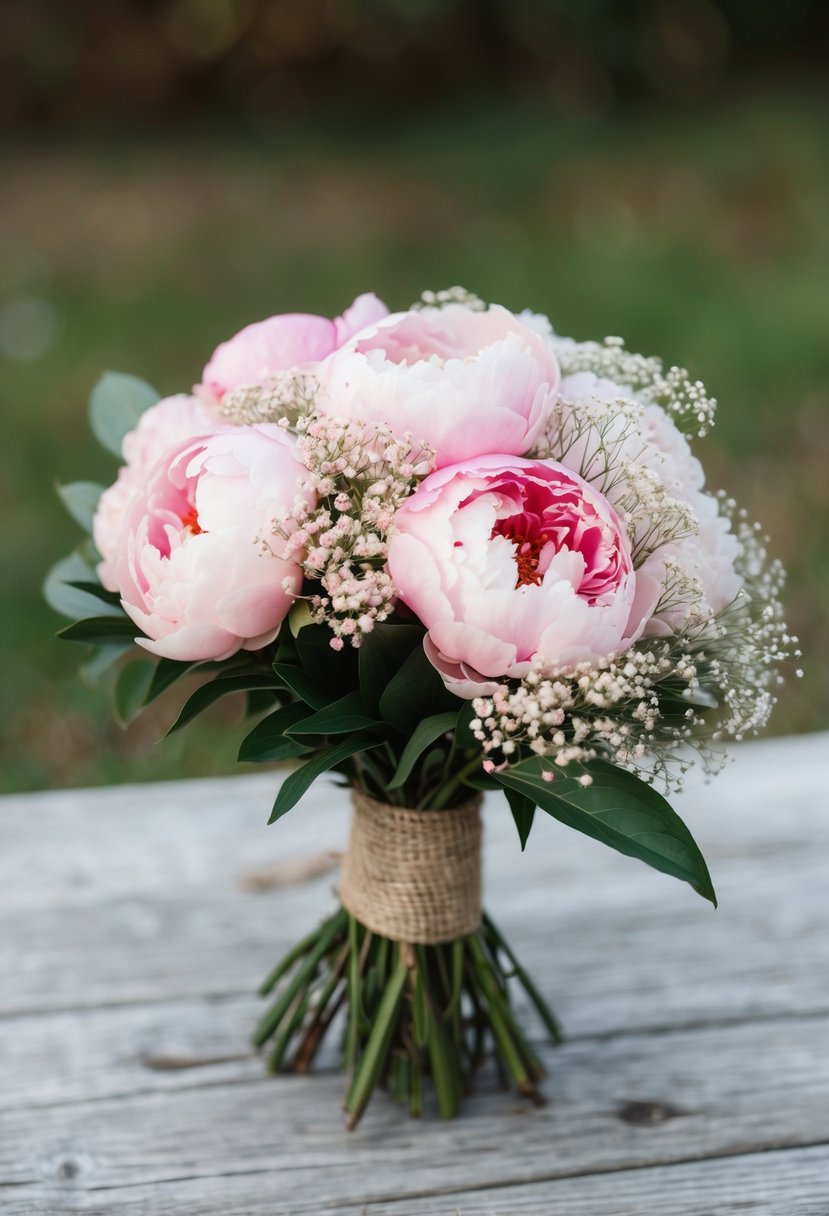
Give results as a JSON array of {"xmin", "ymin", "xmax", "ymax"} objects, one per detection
[
  {"xmin": 2, "ymin": 734, "xmax": 828, "ymax": 1040},
  {"xmin": 2, "ymin": 835, "xmax": 827, "ymax": 1036},
  {"xmin": 2, "ymin": 732, "xmax": 827, "ymax": 914},
  {"xmin": 2, "ymin": 1013, "xmax": 828, "ymax": 1209},
  {"xmin": 2, "ymin": 733, "xmax": 828, "ymax": 1214},
  {"xmin": 13, "ymin": 1145, "xmax": 828, "ymax": 1216}
]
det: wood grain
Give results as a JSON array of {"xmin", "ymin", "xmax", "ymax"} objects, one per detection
[{"xmin": 1, "ymin": 732, "xmax": 827, "ymax": 1214}]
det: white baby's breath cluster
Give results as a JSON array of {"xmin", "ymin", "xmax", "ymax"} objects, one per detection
[
  {"xmin": 552, "ymin": 334, "xmax": 717, "ymax": 437},
  {"xmin": 271, "ymin": 417, "xmax": 434, "ymax": 648},
  {"xmin": 471, "ymin": 504, "xmax": 799, "ymax": 790},
  {"xmin": 412, "ymin": 286, "xmax": 488, "ymax": 311},
  {"xmin": 221, "ymin": 372, "xmax": 320, "ymax": 429}
]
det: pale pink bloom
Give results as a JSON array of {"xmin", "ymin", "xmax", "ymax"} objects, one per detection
[
  {"xmin": 556, "ymin": 371, "xmax": 705, "ymax": 498},
  {"xmin": 319, "ymin": 304, "xmax": 560, "ymax": 467},
  {"xmin": 114, "ymin": 425, "xmax": 313, "ymax": 662},
  {"xmin": 387, "ymin": 455, "xmax": 660, "ymax": 698},
  {"xmin": 202, "ymin": 293, "xmax": 389, "ymax": 398},
  {"xmin": 555, "ymin": 372, "xmax": 740, "ymax": 628},
  {"xmin": 93, "ymin": 394, "xmax": 220, "ymax": 591}
]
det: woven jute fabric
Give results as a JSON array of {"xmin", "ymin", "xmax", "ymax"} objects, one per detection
[{"xmin": 339, "ymin": 791, "xmax": 483, "ymax": 944}]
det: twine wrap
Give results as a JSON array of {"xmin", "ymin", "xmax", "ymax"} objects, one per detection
[{"xmin": 339, "ymin": 791, "xmax": 483, "ymax": 944}]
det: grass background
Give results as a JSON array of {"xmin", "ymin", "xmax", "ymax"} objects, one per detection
[{"xmin": 2, "ymin": 85, "xmax": 827, "ymax": 792}]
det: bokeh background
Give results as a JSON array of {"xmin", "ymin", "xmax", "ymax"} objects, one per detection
[{"xmin": 3, "ymin": 0, "xmax": 827, "ymax": 793}]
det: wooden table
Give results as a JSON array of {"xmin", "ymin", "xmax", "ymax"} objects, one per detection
[{"xmin": 2, "ymin": 732, "xmax": 828, "ymax": 1214}]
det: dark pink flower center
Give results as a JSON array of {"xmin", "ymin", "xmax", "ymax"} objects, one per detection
[{"xmin": 480, "ymin": 472, "xmax": 627, "ymax": 600}]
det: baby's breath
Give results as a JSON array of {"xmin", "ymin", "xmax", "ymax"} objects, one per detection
[
  {"xmin": 271, "ymin": 417, "xmax": 435, "ymax": 647},
  {"xmin": 552, "ymin": 335, "xmax": 717, "ymax": 436}
]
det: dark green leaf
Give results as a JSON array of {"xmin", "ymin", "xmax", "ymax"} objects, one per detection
[
  {"xmin": 142, "ymin": 658, "xmax": 207, "ymax": 706},
  {"xmin": 495, "ymin": 756, "xmax": 716, "ymax": 905},
  {"xmin": 358, "ymin": 623, "xmax": 424, "ymax": 714},
  {"xmin": 239, "ymin": 702, "xmax": 314, "ymax": 762},
  {"xmin": 295, "ymin": 623, "xmax": 358, "ymax": 690},
  {"xmin": 115, "ymin": 659, "xmax": 156, "ymax": 726},
  {"xmin": 166, "ymin": 673, "xmax": 281, "ymax": 736},
  {"xmin": 89, "ymin": 371, "xmax": 159, "ymax": 457},
  {"xmin": 58, "ymin": 615, "xmax": 138, "ymax": 644},
  {"xmin": 67, "ymin": 581, "xmax": 122, "ymax": 607},
  {"xmin": 273, "ymin": 662, "xmax": 331, "ymax": 710},
  {"xmin": 268, "ymin": 732, "xmax": 383, "ymax": 823},
  {"xmin": 503, "ymin": 786, "xmax": 536, "ymax": 851},
  {"xmin": 379, "ymin": 642, "xmax": 454, "ymax": 731},
  {"xmin": 287, "ymin": 690, "xmax": 381, "ymax": 737},
  {"xmin": 56, "ymin": 482, "xmax": 104, "ymax": 533},
  {"xmin": 387, "ymin": 711, "xmax": 457, "ymax": 791},
  {"xmin": 454, "ymin": 700, "xmax": 479, "ymax": 750}
]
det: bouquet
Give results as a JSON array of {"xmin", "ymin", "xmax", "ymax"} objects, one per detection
[{"xmin": 48, "ymin": 287, "xmax": 797, "ymax": 1128}]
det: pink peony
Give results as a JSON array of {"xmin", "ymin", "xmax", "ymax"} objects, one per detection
[
  {"xmin": 555, "ymin": 371, "xmax": 740, "ymax": 630},
  {"xmin": 387, "ymin": 455, "xmax": 660, "ymax": 697},
  {"xmin": 202, "ymin": 293, "xmax": 389, "ymax": 398},
  {"xmin": 318, "ymin": 304, "xmax": 560, "ymax": 467},
  {"xmin": 93, "ymin": 394, "xmax": 220, "ymax": 591},
  {"xmin": 114, "ymin": 425, "xmax": 313, "ymax": 662}
]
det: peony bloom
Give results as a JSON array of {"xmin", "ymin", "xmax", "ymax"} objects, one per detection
[
  {"xmin": 114, "ymin": 425, "xmax": 313, "ymax": 662},
  {"xmin": 202, "ymin": 293, "xmax": 389, "ymax": 399},
  {"xmin": 318, "ymin": 303, "xmax": 560, "ymax": 467},
  {"xmin": 387, "ymin": 455, "xmax": 660, "ymax": 697},
  {"xmin": 93, "ymin": 393, "xmax": 220, "ymax": 591},
  {"xmin": 553, "ymin": 371, "xmax": 741, "ymax": 630}
]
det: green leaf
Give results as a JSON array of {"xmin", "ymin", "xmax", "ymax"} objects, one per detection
[
  {"xmin": 57, "ymin": 615, "xmax": 138, "ymax": 644},
  {"xmin": 115, "ymin": 659, "xmax": 156, "ymax": 726},
  {"xmin": 81, "ymin": 642, "xmax": 134, "ymax": 684},
  {"xmin": 143, "ymin": 658, "xmax": 199, "ymax": 706},
  {"xmin": 89, "ymin": 372, "xmax": 159, "ymax": 457},
  {"xmin": 273, "ymin": 662, "xmax": 331, "ymax": 710},
  {"xmin": 44, "ymin": 553, "xmax": 122, "ymax": 621},
  {"xmin": 387, "ymin": 711, "xmax": 457, "ymax": 791},
  {"xmin": 56, "ymin": 482, "xmax": 104, "ymax": 533},
  {"xmin": 454, "ymin": 700, "xmax": 479, "ymax": 750},
  {"xmin": 504, "ymin": 786, "xmax": 536, "ymax": 851},
  {"xmin": 358, "ymin": 623, "xmax": 424, "ymax": 714},
  {"xmin": 295, "ymin": 623, "xmax": 358, "ymax": 690},
  {"xmin": 268, "ymin": 733, "xmax": 382, "ymax": 823},
  {"xmin": 287, "ymin": 690, "xmax": 381, "ymax": 737},
  {"xmin": 378, "ymin": 642, "xmax": 454, "ymax": 731},
  {"xmin": 166, "ymin": 673, "xmax": 281, "ymax": 735},
  {"xmin": 239, "ymin": 702, "xmax": 314, "ymax": 762},
  {"xmin": 67, "ymin": 581, "xmax": 122, "ymax": 607},
  {"xmin": 495, "ymin": 756, "xmax": 717, "ymax": 905}
]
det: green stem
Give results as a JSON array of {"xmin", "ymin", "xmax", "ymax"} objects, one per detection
[{"xmin": 425, "ymin": 754, "xmax": 482, "ymax": 810}]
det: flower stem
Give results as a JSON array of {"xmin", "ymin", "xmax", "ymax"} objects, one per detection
[{"xmin": 253, "ymin": 907, "xmax": 559, "ymax": 1128}]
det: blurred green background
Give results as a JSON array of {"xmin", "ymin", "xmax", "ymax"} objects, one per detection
[{"xmin": 2, "ymin": 1, "xmax": 827, "ymax": 792}]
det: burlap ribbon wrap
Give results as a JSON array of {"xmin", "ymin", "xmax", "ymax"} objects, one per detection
[{"xmin": 339, "ymin": 791, "xmax": 483, "ymax": 944}]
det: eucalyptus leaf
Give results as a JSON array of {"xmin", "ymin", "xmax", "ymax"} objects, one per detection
[
  {"xmin": 495, "ymin": 756, "xmax": 716, "ymax": 905},
  {"xmin": 89, "ymin": 372, "xmax": 159, "ymax": 457},
  {"xmin": 44, "ymin": 553, "xmax": 121, "ymax": 621},
  {"xmin": 56, "ymin": 482, "xmax": 104, "ymax": 533}
]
